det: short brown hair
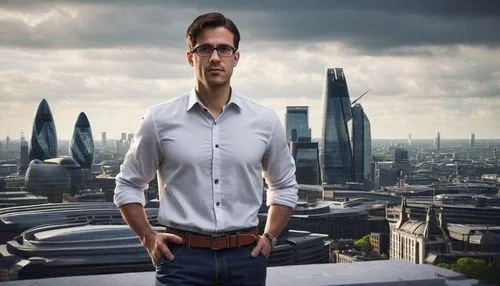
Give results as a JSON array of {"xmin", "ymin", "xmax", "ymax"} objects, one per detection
[{"xmin": 186, "ymin": 12, "xmax": 240, "ymax": 50}]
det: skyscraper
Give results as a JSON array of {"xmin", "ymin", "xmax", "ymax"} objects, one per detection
[
  {"xmin": 290, "ymin": 141, "xmax": 321, "ymax": 185},
  {"xmin": 19, "ymin": 136, "xmax": 29, "ymax": 172},
  {"xmin": 285, "ymin": 106, "xmax": 311, "ymax": 142},
  {"xmin": 351, "ymin": 104, "xmax": 372, "ymax": 184},
  {"xmin": 470, "ymin": 132, "xmax": 475, "ymax": 147},
  {"xmin": 408, "ymin": 134, "xmax": 412, "ymax": 148},
  {"xmin": 321, "ymin": 68, "xmax": 353, "ymax": 184},
  {"xmin": 394, "ymin": 148, "xmax": 409, "ymax": 164},
  {"xmin": 101, "ymin": 132, "xmax": 107, "ymax": 147},
  {"xmin": 435, "ymin": 132, "xmax": 441, "ymax": 154},
  {"xmin": 5, "ymin": 136, "xmax": 10, "ymax": 151},
  {"xmin": 69, "ymin": 112, "xmax": 95, "ymax": 169},
  {"xmin": 29, "ymin": 99, "xmax": 58, "ymax": 162}
]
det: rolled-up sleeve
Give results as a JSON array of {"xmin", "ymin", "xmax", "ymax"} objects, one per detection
[
  {"xmin": 114, "ymin": 109, "xmax": 162, "ymax": 207},
  {"xmin": 262, "ymin": 111, "xmax": 299, "ymax": 208}
]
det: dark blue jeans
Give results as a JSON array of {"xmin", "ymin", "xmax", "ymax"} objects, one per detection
[{"xmin": 155, "ymin": 243, "xmax": 268, "ymax": 285}]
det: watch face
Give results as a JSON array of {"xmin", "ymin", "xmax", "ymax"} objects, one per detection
[
  {"xmin": 271, "ymin": 237, "xmax": 277, "ymax": 247},
  {"xmin": 264, "ymin": 233, "xmax": 277, "ymax": 248}
]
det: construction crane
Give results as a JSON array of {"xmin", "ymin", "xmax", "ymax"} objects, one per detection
[{"xmin": 351, "ymin": 89, "xmax": 370, "ymax": 106}]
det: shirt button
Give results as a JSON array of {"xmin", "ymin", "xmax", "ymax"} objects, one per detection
[
  {"xmin": 203, "ymin": 108, "xmax": 208, "ymax": 112},
  {"xmin": 215, "ymin": 144, "xmax": 219, "ymax": 148},
  {"xmin": 216, "ymin": 202, "xmax": 220, "ymax": 206},
  {"xmin": 214, "ymin": 179, "xmax": 219, "ymax": 184}
]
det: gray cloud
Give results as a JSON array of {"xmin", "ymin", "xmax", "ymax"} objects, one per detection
[
  {"xmin": 0, "ymin": 0, "xmax": 499, "ymax": 53},
  {"xmin": 53, "ymin": 49, "xmax": 191, "ymax": 80},
  {"xmin": 5, "ymin": 0, "xmax": 499, "ymax": 16},
  {"xmin": 0, "ymin": 1, "xmax": 499, "ymax": 139},
  {"xmin": 0, "ymin": 5, "xmax": 188, "ymax": 49}
]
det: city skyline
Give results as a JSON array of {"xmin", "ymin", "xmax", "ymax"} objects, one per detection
[{"xmin": 1, "ymin": 1, "xmax": 499, "ymax": 140}]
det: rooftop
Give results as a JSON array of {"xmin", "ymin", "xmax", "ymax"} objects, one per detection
[
  {"xmin": 0, "ymin": 260, "xmax": 478, "ymax": 286},
  {"xmin": 448, "ymin": 223, "xmax": 500, "ymax": 234}
]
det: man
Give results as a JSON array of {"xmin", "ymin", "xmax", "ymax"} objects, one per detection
[{"xmin": 114, "ymin": 12, "xmax": 298, "ymax": 285}]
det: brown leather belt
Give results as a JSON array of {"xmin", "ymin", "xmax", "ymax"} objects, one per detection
[{"xmin": 167, "ymin": 227, "xmax": 260, "ymax": 250}]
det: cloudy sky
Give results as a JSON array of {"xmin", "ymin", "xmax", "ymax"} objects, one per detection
[{"xmin": 1, "ymin": 0, "xmax": 499, "ymax": 140}]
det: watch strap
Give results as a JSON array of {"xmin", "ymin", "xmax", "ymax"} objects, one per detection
[
  {"xmin": 263, "ymin": 232, "xmax": 275, "ymax": 241},
  {"xmin": 263, "ymin": 232, "xmax": 277, "ymax": 248}
]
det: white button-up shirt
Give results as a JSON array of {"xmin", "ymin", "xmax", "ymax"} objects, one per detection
[{"xmin": 114, "ymin": 89, "xmax": 298, "ymax": 234}]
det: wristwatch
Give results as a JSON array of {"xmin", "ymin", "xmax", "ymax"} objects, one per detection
[{"xmin": 262, "ymin": 232, "xmax": 277, "ymax": 249}]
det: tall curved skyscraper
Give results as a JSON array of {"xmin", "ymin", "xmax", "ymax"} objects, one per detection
[
  {"xmin": 29, "ymin": 99, "xmax": 58, "ymax": 162},
  {"xmin": 321, "ymin": 68, "xmax": 353, "ymax": 184},
  {"xmin": 69, "ymin": 112, "xmax": 94, "ymax": 169}
]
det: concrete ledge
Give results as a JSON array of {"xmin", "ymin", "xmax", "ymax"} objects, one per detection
[{"xmin": 1, "ymin": 260, "xmax": 478, "ymax": 286}]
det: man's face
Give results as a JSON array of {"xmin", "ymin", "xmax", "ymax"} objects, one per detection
[{"xmin": 187, "ymin": 27, "xmax": 240, "ymax": 89}]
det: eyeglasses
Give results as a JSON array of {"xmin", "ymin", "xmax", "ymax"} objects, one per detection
[{"xmin": 191, "ymin": 44, "xmax": 237, "ymax": 57}]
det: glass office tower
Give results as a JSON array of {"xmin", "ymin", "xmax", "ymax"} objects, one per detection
[
  {"xmin": 101, "ymin": 132, "xmax": 107, "ymax": 147},
  {"xmin": 435, "ymin": 132, "xmax": 441, "ymax": 154},
  {"xmin": 29, "ymin": 99, "xmax": 58, "ymax": 162},
  {"xmin": 286, "ymin": 106, "xmax": 311, "ymax": 142},
  {"xmin": 290, "ymin": 142, "xmax": 321, "ymax": 185},
  {"xmin": 19, "ymin": 139, "xmax": 29, "ymax": 172},
  {"xmin": 321, "ymin": 68, "xmax": 353, "ymax": 184},
  {"xmin": 351, "ymin": 103, "xmax": 372, "ymax": 184},
  {"xmin": 470, "ymin": 132, "xmax": 475, "ymax": 147},
  {"xmin": 69, "ymin": 112, "xmax": 95, "ymax": 169}
]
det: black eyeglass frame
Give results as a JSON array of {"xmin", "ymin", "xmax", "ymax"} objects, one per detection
[{"xmin": 190, "ymin": 44, "xmax": 238, "ymax": 57}]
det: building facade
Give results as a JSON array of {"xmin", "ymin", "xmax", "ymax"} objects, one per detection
[
  {"xmin": 351, "ymin": 103, "xmax": 372, "ymax": 184},
  {"xmin": 101, "ymin": 132, "xmax": 107, "ymax": 147},
  {"xmin": 19, "ymin": 138, "xmax": 29, "ymax": 172},
  {"xmin": 394, "ymin": 148, "xmax": 409, "ymax": 164},
  {"xmin": 321, "ymin": 68, "xmax": 353, "ymax": 184},
  {"xmin": 28, "ymin": 99, "xmax": 58, "ymax": 162},
  {"xmin": 285, "ymin": 106, "xmax": 311, "ymax": 142},
  {"xmin": 69, "ymin": 112, "xmax": 95, "ymax": 170},
  {"xmin": 370, "ymin": 232, "xmax": 389, "ymax": 255},
  {"xmin": 5, "ymin": 136, "xmax": 10, "ymax": 151},
  {"xmin": 390, "ymin": 199, "xmax": 451, "ymax": 264},
  {"xmin": 290, "ymin": 142, "xmax": 321, "ymax": 185},
  {"xmin": 435, "ymin": 132, "xmax": 441, "ymax": 154}
]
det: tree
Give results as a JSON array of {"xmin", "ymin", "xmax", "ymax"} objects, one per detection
[
  {"xmin": 436, "ymin": 258, "xmax": 500, "ymax": 285},
  {"xmin": 436, "ymin": 263, "xmax": 452, "ymax": 270},
  {"xmin": 453, "ymin": 258, "xmax": 499, "ymax": 284},
  {"xmin": 354, "ymin": 235, "xmax": 373, "ymax": 254}
]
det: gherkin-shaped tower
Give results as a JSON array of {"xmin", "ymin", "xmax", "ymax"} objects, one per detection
[
  {"xmin": 29, "ymin": 99, "xmax": 58, "ymax": 162},
  {"xmin": 69, "ymin": 112, "xmax": 94, "ymax": 169}
]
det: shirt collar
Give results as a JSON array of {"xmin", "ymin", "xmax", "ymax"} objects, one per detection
[
  {"xmin": 186, "ymin": 89, "xmax": 199, "ymax": 111},
  {"xmin": 186, "ymin": 88, "xmax": 242, "ymax": 111}
]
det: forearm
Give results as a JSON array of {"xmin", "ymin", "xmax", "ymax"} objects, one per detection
[
  {"xmin": 119, "ymin": 203, "xmax": 157, "ymax": 244},
  {"xmin": 263, "ymin": 204, "xmax": 293, "ymax": 237}
]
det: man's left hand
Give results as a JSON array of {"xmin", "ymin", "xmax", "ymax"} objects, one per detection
[{"xmin": 251, "ymin": 235, "xmax": 271, "ymax": 258}]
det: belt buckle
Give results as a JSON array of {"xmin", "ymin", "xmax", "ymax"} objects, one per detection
[
  {"xmin": 209, "ymin": 233, "xmax": 225, "ymax": 250},
  {"xmin": 235, "ymin": 231, "xmax": 241, "ymax": 247},
  {"xmin": 209, "ymin": 238, "xmax": 220, "ymax": 250}
]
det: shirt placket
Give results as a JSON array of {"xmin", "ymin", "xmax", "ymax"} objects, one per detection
[{"xmin": 211, "ymin": 118, "xmax": 222, "ymax": 232}]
